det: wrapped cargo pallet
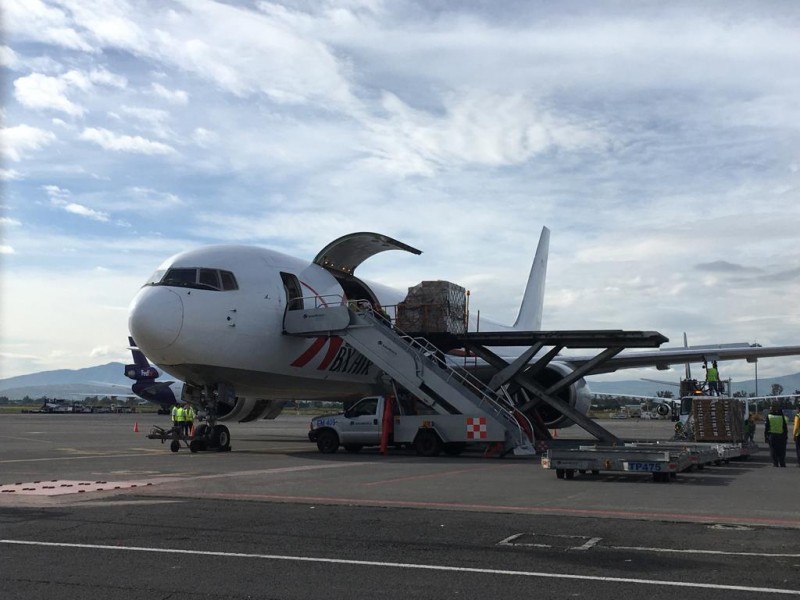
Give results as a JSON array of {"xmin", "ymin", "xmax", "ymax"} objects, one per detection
[
  {"xmin": 691, "ymin": 398, "xmax": 745, "ymax": 442},
  {"xmin": 396, "ymin": 280, "xmax": 467, "ymax": 334}
]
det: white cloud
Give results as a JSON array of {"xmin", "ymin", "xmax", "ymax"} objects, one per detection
[
  {"xmin": 151, "ymin": 83, "xmax": 188, "ymax": 105},
  {"xmin": 5, "ymin": 0, "xmax": 94, "ymax": 52},
  {"xmin": 0, "ymin": 45, "xmax": 22, "ymax": 70},
  {"xmin": 0, "ymin": 246, "xmax": 15, "ymax": 255},
  {"xmin": 43, "ymin": 185, "xmax": 110, "ymax": 222},
  {"xmin": 1, "ymin": 124, "xmax": 57, "ymax": 162},
  {"xmin": 79, "ymin": 127, "xmax": 176, "ymax": 155},
  {"xmin": 0, "ymin": 217, "xmax": 22, "ymax": 227},
  {"xmin": 13, "ymin": 72, "xmax": 86, "ymax": 116}
]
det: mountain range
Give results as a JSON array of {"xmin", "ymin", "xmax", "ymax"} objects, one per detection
[{"xmin": 2, "ymin": 362, "xmax": 799, "ymax": 401}]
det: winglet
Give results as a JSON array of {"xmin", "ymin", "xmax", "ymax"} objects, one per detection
[{"xmin": 512, "ymin": 226, "xmax": 549, "ymax": 331}]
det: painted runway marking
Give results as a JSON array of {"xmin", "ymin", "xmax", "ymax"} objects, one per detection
[
  {"xmin": 2, "ymin": 539, "xmax": 798, "ymax": 595},
  {"xmin": 499, "ymin": 533, "xmax": 800, "ymax": 557},
  {"xmin": 498, "ymin": 533, "xmax": 602, "ymax": 551},
  {"xmin": 0, "ymin": 452, "xmax": 165, "ymax": 464},
  {"xmin": 610, "ymin": 544, "xmax": 800, "ymax": 558}
]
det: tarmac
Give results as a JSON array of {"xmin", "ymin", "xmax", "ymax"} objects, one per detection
[{"xmin": 1, "ymin": 412, "xmax": 798, "ymax": 599}]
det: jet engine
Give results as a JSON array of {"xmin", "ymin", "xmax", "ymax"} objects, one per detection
[{"xmin": 507, "ymin": 361, "xmax": 592, "ymax": 429}]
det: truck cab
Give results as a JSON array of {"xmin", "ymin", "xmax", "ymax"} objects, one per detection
[{"xmin": 308, "ymin": 395, "xmax": 401, "ymax": 454}]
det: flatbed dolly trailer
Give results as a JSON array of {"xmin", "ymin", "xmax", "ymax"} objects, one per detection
[
  {"xmin": 541, "ymin": 445, "xmax": 693, "ymax": 482},
  {"xmin": 622, "ymin": 441, "xmax": 759, "ymax": 470},
  {"xmin": 147, "ymin": 424, "xmax": 195, "ymax": 453},
  {"xmin": 146, "ymin": 423, "xmax": 232, "ymax": 453}
]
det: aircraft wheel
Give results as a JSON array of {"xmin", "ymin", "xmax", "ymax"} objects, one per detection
[
  {"xmin": 316, "ymin": 430, "xmax": 339, "ymax": 454},
  {"xmin": 211, "ymin": 425, "xmax": 231, "ymax": 452},
  {"xmin": 189, "ymin": 439, "xmax": 203, "ymax": 453},
  {"xmin": 194, "ymin": 424, "xmax": 210, "ymax": 439},
  {"xmin": 413, "ymin": 430, "xmax": 441, "ymax": 457},
  {"xmin": 556, "ymin": 469, "xmax": 565, "ymax": 479},
  {"xmin": 564, "ymin": 469, "xmax": 575, "ymax": 480},
  {"xmin": 170, "ymin": 440, "xmax": 180, "ymax": 453}
]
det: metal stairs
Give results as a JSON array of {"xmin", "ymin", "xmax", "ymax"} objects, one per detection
[{"xmin": 283, "ymin": 302, "xmax": 535, "ymax": 455}]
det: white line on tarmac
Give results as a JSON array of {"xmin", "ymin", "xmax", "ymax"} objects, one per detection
[
  {"xmin": 2, "ymin": 539, "xmax": 798, "ymax": 595},
  {"xmin": 0, "ymin": 453, "xmax": 162, "ymax": 464},
  {"xmin": 611, "ymin": 544, "xmax": 800, "ymax": 558}
]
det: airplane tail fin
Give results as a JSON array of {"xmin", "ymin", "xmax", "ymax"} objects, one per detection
[
  {"xmin": 512, "ymin": 226, "xmax": 549, "ymax": 331},
  {"xmin": 128, "ymin": 336, "xmax": 151, "ymax": 370}
]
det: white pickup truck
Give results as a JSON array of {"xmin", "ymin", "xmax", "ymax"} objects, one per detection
[{"xmin": 308, "ymin": 395, "xmax": 508, "ymax": 457}]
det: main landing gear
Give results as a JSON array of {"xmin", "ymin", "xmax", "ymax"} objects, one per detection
[{"xmin": 189, "ymin": 423, "xmax": 232, "ymax": 453}]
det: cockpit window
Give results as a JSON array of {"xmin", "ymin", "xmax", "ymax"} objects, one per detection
[{"xmin": 147, "ymin": 268, "xmax": 239, "ymax": 291}]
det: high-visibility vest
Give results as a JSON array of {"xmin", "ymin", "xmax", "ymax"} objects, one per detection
[
  {"xmin": 171, "ymin": 405, "xmax": 179, "ymax": 420},
  {"xmin": 175, "ymin": 406, "xmax": 185, "ymax": 422},
  {"xmin": 794, "ymin": 415, "xmax": 800, "ymax": 439},
  {"xmin": 706, "ymin": 367, "xmax": 719, "ymax": 382},
  {"xmin": 186, "ymin": 406, "xmax": 195, "ymax": 421},
  {"xmin": 767, "ymin": 414, "xmax": 787, "ymax": 435}
]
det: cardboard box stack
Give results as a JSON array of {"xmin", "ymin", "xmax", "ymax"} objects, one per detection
[
  {"xmin": 691, "ymin": 398, "xmax": 745, "ymax": 442},
  {"xmin": 395, "ymin": 280, "xmax": 467, "ymax": 334}
]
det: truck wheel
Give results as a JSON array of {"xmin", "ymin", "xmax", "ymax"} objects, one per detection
[
  {"xmin": 442, "ymin": 442, "xmax": 466, "ymax": 456},
  {"xmin": 170, "ymin": 440, "xmax": 180, "ymax": 453},
  {"xmin": 316, "ymin": 430, "xmax": 339, "ymax": 454},
  {"xmin": 343, "ymin": 444, "xmax": 363, "ymax": 453},
  {"xmin": 414, "ymin": 430, "xmax": 441, "ymax": 457}
]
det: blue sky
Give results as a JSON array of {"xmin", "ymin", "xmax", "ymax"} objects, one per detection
[{"xmin": 2, "ymin": 0, "xmax": 800, "ymax": 386}]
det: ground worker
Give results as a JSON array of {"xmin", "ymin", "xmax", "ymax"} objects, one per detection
[
  {"xmin": 171, "ymin": 403, "xmax": 180, "ymax": 431},
  {"xmin": 793, "ymin": 408, "xmax": 800, "ymax": 468},
  {"xmin": 184, "ymin": 403, "xmax": 196, "ymax": 436},
  {"xmin": 764, "ymin": 403, "xmax": 788, "ymax": 467},
  {"xmin": 705, "ymin": 361, "xmax": 721, "ymax": 396},
  {"xmin": 745, "ymin": 414, "xmax": 756, "ymax": 443},
  {"xmin": 174, "ymin": 403, "xmax": 186, "ymax": 436}
]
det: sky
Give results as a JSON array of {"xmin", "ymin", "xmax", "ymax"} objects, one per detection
[{"xmin": 2, "ymin": 0, "xmax": 800, "ymax": 387}]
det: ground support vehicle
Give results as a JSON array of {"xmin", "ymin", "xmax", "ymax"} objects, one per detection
[
  {"xmin": 146, "ymin": 422, "xmax": 231, "ymax": 453},
  {"xmin": 541, "ymin": 445, "xmax": 693, "ymax": 482},
  {"xmin": 309, "ymin": 395, "xmax": 517, "ymax": 457}
]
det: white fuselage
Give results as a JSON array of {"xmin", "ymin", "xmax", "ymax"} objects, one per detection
[{"xmin": 128, "ymin": 245, "xmax": 404, "ymax": 401}]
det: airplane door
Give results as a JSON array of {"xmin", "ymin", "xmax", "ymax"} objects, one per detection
[{"xmin": 343, "ymin": 397, "xmax": 382, "ymax": 443}]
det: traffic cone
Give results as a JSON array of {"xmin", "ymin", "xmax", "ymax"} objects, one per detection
[
  {"xmin": 189, "ymin": 424, "xmax": 195, "ymax": 437},
  {"xmin": 133, "ymin": 421, "xmax": 139, "ymax": 433}
]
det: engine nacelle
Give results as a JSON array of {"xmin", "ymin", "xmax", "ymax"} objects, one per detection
[
  {"xmin": 181, "ymin": 383, "xmax": 286, "ymax": 423},
  {"xmin": 656, "ymin": 402, "xmax": 671, "ymax": 417},
  {"xmin": 516, "ymin": 361, "xmax": 592, "ymax": 429}
]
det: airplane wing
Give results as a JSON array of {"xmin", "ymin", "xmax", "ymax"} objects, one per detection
[{"xmin": 561, "ymin": 344, "xmax": 800, "ymax": 375}]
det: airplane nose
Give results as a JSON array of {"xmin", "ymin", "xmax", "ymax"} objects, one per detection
[{"xmin": 128, "ymin": 286, "xmax": 184, "ymax": 353}]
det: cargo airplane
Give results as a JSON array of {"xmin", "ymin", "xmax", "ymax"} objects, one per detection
[{"xmin": 128, "ymin": 228, "xmax": 800, "ymax": 450}]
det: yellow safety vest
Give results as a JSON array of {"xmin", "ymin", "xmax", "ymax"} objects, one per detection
[
  {"xmin": 767, "ymin": 414, "xmax": 787, "ymax": 435},
  {"xmin": 175, "ymin": 406, "xmax": 185, "ymax": 422},
  {"xmin": 706, "ymin": 367, "xmax": 719, "ymax": 382}
]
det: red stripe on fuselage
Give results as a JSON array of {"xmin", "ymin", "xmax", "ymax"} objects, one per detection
[
  {"xmin": 290, "ymin": 336, "xmax": 328, "ymax": 368},
  {"xmin": 317, "ymin": 337, "xmax": 344, "ymax": 370}
]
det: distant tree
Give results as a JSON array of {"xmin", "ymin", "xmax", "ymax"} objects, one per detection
[
  {"xmin": 771, "ymin": 383, "xmax": 784, "ymax": 397},
  {"xmin": 656, "ymin": 390, "xmax": 674, "ymax": 399},
  {"xmin": 0, "ymin": 396, "xmax": 9, "ymax": 405}
]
